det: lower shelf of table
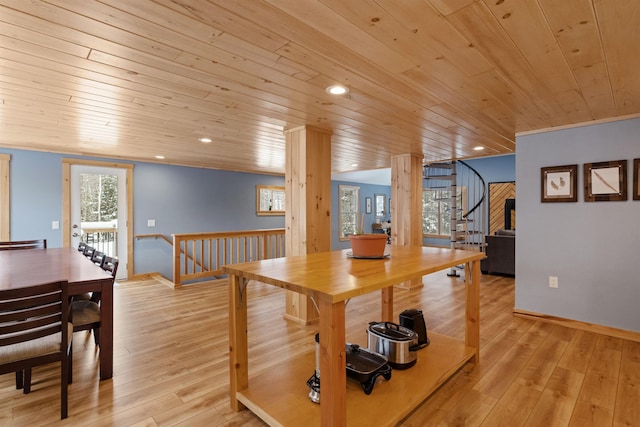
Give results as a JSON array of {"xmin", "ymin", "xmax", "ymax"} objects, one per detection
[{"xmin": 236, "ymin": 332, "xmax": 476, "ymax": 427}]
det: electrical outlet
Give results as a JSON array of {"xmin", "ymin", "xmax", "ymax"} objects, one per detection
[{"xmin": 549, "ymin": 276, "xmax": 558, "ymax": 288}]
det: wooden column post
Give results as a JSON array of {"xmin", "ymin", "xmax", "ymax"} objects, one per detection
[
  {"xmin": 391, "ymin": 153, "xmax": 424, "ymax": 289},
  {"xmin": 284, "ymin": 125, "xmax": 332, "ymax": 323}
]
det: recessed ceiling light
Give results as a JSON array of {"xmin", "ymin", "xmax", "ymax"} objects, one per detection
[
  {"xmin": 199, "ymin": 137, "xmax": 212, "ymax": 143},
  {"xmin": 351, "ymin": 163, "xmax": 358, "ymax": 167},
  {"xmin": 155, "ymin": 155, "xmax": 165, "ymax": 159},
  {"xmin": 473, "ymin": 146, "xmax": 485, "ymax": 151},
  {"xmin": 326, "ymin": 85, "xmax": 349, "ymax": 95}
]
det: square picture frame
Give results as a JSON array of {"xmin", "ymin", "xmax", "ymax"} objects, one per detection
[
  {"xmin": 365, "ymin": 197, "xmax": 372, "ymax": 214},
  {"xmin": 584, "ymin": 160, "xmax": 627, "ymax": 202},
  {"xmin": 634, "ymin": 159, "xmax": 640, "ymax": 201},
  {"xmin": 541, "ymin": 164, "xmax": 578, "ymax": 203}
]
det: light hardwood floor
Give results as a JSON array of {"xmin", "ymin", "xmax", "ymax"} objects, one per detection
[{"xmin": 1, "ymin": 271, "xmax": 638, "ymax": 426}]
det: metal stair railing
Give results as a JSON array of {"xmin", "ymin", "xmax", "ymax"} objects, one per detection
[{"xmin": 424, "ymin": 160, "xmax": 487, "ymax": 276}]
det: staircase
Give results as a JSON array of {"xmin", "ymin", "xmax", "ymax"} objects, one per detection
[{"xmin": 423, "ymin": 160, "xmax": 487, "ymax": 276}]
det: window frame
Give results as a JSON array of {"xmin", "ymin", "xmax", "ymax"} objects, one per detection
[
  {"xmin": 338, "ymin": 184, "xmax": 360, "ymax": 241},
  {"xmin": 422, "ymin": 187, "xmax": 467, "ymax": 238},
  {"xmin": 256, "ymin": 185, "xmax": 285, "ymax": 216}
]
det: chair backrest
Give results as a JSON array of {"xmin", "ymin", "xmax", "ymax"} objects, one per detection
[
  {"xmin": 89, "ymin": 255, "xmax": 118, "ymax": 305},
  {"xmin": 0, "ymin": 239, "xmax": 47, "ymax": 251},
  {"xmin": 83, "ymin": 245, "xmax": 96, "ymax": 259},
  {"xmin": 0, "ymin": 280, "xmax": 70, "ymax": 419},
  {"xmin": 102, "ymin": 255, "xmax": 119, "ymax": 279},
  {"xmin": 91, "ymin": 250, "xmax": 106, "ymax": 267},
  {"xmin": 77, "ymin": 242, "xmax": 87, "ymax": 252},
  {"xmin": 0, "ymin": 280, "xmax": 69, "ymax": 365}
]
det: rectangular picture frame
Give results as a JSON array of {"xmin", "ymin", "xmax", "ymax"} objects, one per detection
[
  {"xmin": 365, "ymin": 197, "xmax": 372, "ymax": 214},
  {"xmin": 584, "ymin": 160, "xmax": 627, "ymax": 202},
  {"xmin": 634, "ymin": 159, "xmax": 640, "ymax": 201},
  {"xmin": 541, "ymin": 164, "xmax": 578, "ymax": 203}
]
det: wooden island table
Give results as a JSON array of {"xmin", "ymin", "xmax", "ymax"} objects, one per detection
[{"xmin": 223, "ymin": 245, "xmax": 485, "ymax": 426}]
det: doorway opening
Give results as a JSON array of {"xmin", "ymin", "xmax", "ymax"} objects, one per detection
[
  {"xmin": 72, "ymin": 166, "xmax": 124, "ymax": 262},
  {"xmin": 62, "ymin": 159, "xmax": 133, "ymax": 280}
]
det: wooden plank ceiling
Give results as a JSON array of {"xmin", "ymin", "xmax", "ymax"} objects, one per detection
[{"xmin": 0, "ymin": 0, "xmax": 638, "ymax": 175}]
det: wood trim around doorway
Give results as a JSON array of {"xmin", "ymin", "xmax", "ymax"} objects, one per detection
[
  {"xmin": 62, "ymin": 158, "xmax": 134, "ymax": 279},
  {"xmin": 0, "ymin": 154, "xmax": 9, "ymax": 241}
]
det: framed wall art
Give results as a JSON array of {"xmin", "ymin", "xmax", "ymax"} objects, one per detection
[
  {"xmin": 584, "ymin": 160, "xmax": 627, "ymax": 202},
  {"xmin": 365, "ymin": 197, "xmax": 372, "ymax": 214},
  {"xmin": 634, "ymin": 159, "xmax": 640, "ymax": 201},
  {"xmin": 541, "ymin": 164, "xmax": 577, "ymax": 203}
]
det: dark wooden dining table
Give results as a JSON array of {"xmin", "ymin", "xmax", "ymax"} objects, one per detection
[{"xmin": 0, "ymin": 247, "xmax": 115, "ymax": 380}]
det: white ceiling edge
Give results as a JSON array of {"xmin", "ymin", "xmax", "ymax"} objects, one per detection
[{"xmin": 332, "ymin": 168, "xmax": 391, "ymax": 186}]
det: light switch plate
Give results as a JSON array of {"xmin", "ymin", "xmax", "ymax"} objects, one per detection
[
  {"xmin": 147, "ymin": 219, "xmax": 156, "ymax": 227},
  {"xmin": 52, "ymin": 221, "xmax": 60, "ymax": 230}
]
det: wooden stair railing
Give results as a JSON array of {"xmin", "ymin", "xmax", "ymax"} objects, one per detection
[
  {"xmin": 136, "ymin": 229, "xmax": 286, "ymax": 286},
  {"xmin": 136, "ymin": 233, "xmax": 206, "ymax": 278},
  {"xmin": 172, "ymin": 229, "xmax": 285, "ymax": 286},
  {"xmin": 135, "ymin": 233, "xmax": 173, "ymax": 245}
]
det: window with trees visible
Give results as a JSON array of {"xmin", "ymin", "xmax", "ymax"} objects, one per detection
[
  {"xmin": 256, "ymin": 185, "xmax": 285, "ymax": 216},
  {"xmin": 422, "ymin": 188, "xmax": 466, "ymax": 237},
  {"xmin": 80, "ymin": 173, "xmax": 118, "ymax": 222},
  {"xmin": 339, "ymin": 185, "xmax": 360, "ymax": 240}
]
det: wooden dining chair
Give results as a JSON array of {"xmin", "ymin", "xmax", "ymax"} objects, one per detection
[
  {"xmin": 71, "ymin": 255, "xmax": 118, "ymax": 346},
  {"xmin": 82, "ymin": 245, "xmax": 95, "ymax": 259},
  {"xmin": 77, "ymin": 241, "xmax": 87, "ymax": 253},
  {"xmin": 101, "ymin": 255, "xmax": 119, "ymax": 280},
  {"xmin": 0, "ymin": 280, "xmax": 72, "ymax": 419},
  {"xmin": 0, "ymin": 239, "xmax": 47, "ymax": 250},
  {"xmin": 74, "ymin": 250, "xmax": 107, "ymax": 303},
  {"xmin": 91, "ymin": 250, "xmax": 106, "ymax": 267}
]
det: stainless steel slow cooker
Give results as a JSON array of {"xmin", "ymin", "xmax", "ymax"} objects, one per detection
[{"xmin": 367, "ymin": 321, "xmax": 419, "ymax": 369}]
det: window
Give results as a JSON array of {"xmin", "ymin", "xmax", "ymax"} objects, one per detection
[
  {"xmin": 422, "ymin": 188, "xmax": 466, "ymax": 237},
  {"xmin": 339, "ymin": 185, "xmax": 360, "ymax": 240},
  {"xmin": 256, "ymin": 185, "xmax": 285, "ymax": 215},
  {"xmin": 374, "ymin": 193, "xmax": 386, "ymax": 218}
]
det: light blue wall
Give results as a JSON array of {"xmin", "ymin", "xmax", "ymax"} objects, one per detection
[
  {"xmin": 464, "ymin": 155, "xmax": 515, "ymax": 184},
  {"xmin": 8, "ymin": 150, "xmax": 65, "ymax": 247},
  {"xmin": 3, "ymin": 148, "xmax": 394, "ymax": 278},
  {"xmin": 516, "ymin": 117, "xmax": 640, "ymax": 332},
  {"xmin": 0, "ymin": 148, "xmax": 285, "ymax": 279},
  {"xmin": 331, "ymin": 181, "xmax": 391, "ymax": 250},
  {"xmin": 133, "ymin": 162, "xmax": 285, "ymax": 278}
]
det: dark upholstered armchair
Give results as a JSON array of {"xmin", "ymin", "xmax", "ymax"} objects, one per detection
[{"xmin": 481, "ymin": 229, "xmax": 515, "ymax": 276}]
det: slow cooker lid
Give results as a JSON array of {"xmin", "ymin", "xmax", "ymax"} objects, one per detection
[{"xmin": 369, "ymin": 322, "xmax": 416, "ymax": 341}]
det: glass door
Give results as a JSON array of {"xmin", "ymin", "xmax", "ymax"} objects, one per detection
[{"xmin": 70, "ymin": 165, "xmax": 128, "ymax": 280}]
